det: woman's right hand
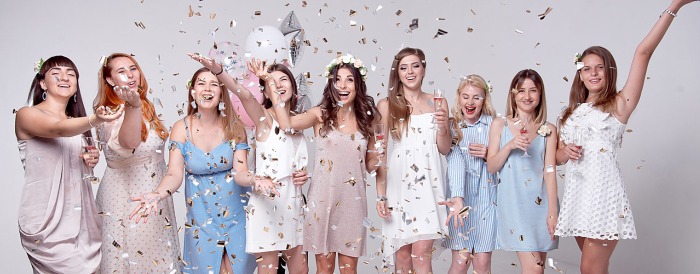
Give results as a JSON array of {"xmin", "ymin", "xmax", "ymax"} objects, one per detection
[
  {"xmin": 246, "ymin": 58, "xmax": 270, "ymax": 81},
  {"xmin": 560, "ymin": 142, "xmax": 582, "ymax": 161},
  {"xmin": 94, "ymin": 105, "xmax": 124, "ymax": 123},
  {"xmin": 129, "ymin": 191, "xmax": 162, "ymax": 223},
  {"xmin": 376, "ymin": 199, "xmax": 391, "ymax": 219},
  {"xmin": 114, "ymin": 87, "xmax": 141, "ymax": 108},
  {"xmin": 187, "ymin": 53, "xmax": 222, "ymax": 74},
  {"xmin": 253, "ymin": 176, "xmax": 281, "ymax": 199},
  {"xmin": 508, "ymin": 135, "xmax": 530, "ymax": 152}
]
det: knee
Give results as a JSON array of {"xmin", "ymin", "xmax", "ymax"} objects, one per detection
[
  {"xmin": 395, "ymin": 249, "xmax": 413, "ymax": 265},
  {"xmin": 472, "ymin": 259, "xmax": 491, "ymax": 273}
]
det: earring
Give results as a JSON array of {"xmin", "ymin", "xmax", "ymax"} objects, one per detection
[
  {"xmin": 190, "ymin": 101, "xmax": 197, "ymax": 109},
  {"xmin": 73, "ymin": 94, "xmax": 77, "ymax": 102},
  {"xmin": 42, "ymin": 91, "xmax": 47, "ymax": 100}
]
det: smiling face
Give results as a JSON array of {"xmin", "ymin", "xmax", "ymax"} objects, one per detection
[
  {"xmin": 40, "ymin": 66, "xmax": 77, "ymax": 99},
  {"xmin": 458, "ymin": 85, "xmax": 485, "ymax": 124},
  {"xmin": 579, "ymin": 54, "xmax": 607, "ymax": 96},
  {"xmin": 334, "ymin": 67, "xmax": 357, "ymax": 106},
  {"xmin": 190, "ymin": 71, "xmax": 222, "ymax": 110},
  {"xmin": 269, "ymin": 70, "xmax": 294, "ymax": 103},
  {"xmin": 106, "ymin": 57, "xmax": 141, "ymax": 93},
  {"xmin": 397, "ymin": 54, "xmax": 425, "ymax": 91},
  {"xmin": 514, "ymin": 78, "xmax": 541, "ymax": 114}
]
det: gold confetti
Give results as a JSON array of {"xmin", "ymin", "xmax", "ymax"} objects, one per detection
[
  {"xmin": 538, "ymin": 7, "xmax": 553, "ymax": 20},
  {"xmin": 395, "ymin": 10, "xmax": 403, "ymax": 16},
  {"xmin": 433, "ymin": 29, "xmax": 448, "ymax": 39},
  {"xmin": 563, "ymin": 76, "xmax": 569, "ymax": 82},
  {"xmin": 467, "ymin": 27, "xmax": 474, "ymax": 33},
  {"xmin": 134, "ymin": 21, "xmax": 146, "ymax": 29},
  {"xmin": 535, "ymin": 196, "xmax": 542, "ymax": 205},
  {"xmin": 254, "ymin": 11, "xmax": 261, "ymax": 16}
]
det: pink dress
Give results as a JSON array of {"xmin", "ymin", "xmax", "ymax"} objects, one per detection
[
  {"xmin": 96, "ymin": 117, "xmax": 181, "ymax": 273},
  {"xmin": 17, "ymin": 135, "xmax": 101, "ymax": 273}
]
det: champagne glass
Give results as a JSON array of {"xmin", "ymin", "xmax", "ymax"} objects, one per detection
[
  {"xmin": 574, "ymin": 130, "xmax": 583, "ymax": 163},
  {"xmin": 81, "ymin": 136, "xmax": 100, "ymax": 184},
  {"xmin": 520, "ymin": 117, "xmax": 531, "ymax": 158},
  {"xmin": 374, "ymin": 124, "xmax": 385, "ymax": 167},
  {"xmin": 433, "ymin": 89, "xmax": 444, "ymax": 130},
  {"xmin": 466, "ymin": 134, "xmax": 480, "ymax": 177}
]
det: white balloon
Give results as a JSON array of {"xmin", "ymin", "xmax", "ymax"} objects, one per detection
[{"xmin": 244, "ymin": 25, "xmax": 288, "ymax": 63}]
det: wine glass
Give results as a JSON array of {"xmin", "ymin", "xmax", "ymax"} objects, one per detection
[
  {"xmin": 81, "ymin": 136, "xmax": 100, "ymax": 184},
  {"xmin": 520, "ymin": 117, "xmax": 531, "ymax": 158},
  {"xmin": 466, "ymin": 134, "xmax": 480, "ymax": 177},
  {"xmin": 573, "ymin": 130, "xmax": 583, "ymax": 163},
  {"xmin": 374, "ymin": 124, "xmax": 385, "ymax": 167}
]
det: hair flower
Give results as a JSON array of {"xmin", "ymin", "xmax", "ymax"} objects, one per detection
[
  {"xmin": 574, "ymin": 53, "xmax": 584, "ymax": 70},
  {"xmin": 537, "ymin": 124, "xmax": 551, "ymax": 137},
  {"xmin": 324, "ymin": 53, "xmax": 368, "ymax": 81},
  {"xmin": 33, "ymin": 58, "xmax": 45, "ymax": 73},
  {"xmin": 485, "ymin": 81, "xmax": 493, "ymax": 93}
]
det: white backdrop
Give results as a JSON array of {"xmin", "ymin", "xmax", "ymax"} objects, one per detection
[{"xmin": 2, "ymin": 1, "xmax": 699, "ymax": 273}]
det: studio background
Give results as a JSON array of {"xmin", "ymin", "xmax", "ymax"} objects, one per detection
[{"xmin": 1, "ymin": 1, "xmax": 698, "ymax": 273}]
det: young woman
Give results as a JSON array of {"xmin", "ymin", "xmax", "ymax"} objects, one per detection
[
  {"xmin": 487, "ymin": 69, "xmax": 558, "ymax": 274},
  {"xmin": 130, "ymin": 67, "xmax": 259, "ymax": 273},
  {"xmin": 555, "ymin": 1, "xmax": 696, "ymax": 273},
  {"xmin": 375, "ymin": 47, "xmax": 450, "ymax": 274},
  {"xmin": 188, "ymin": 53, "xmax": 310, "ymax": 274},
  {"xmin": 94, "ymin": 53, "xmax": 181, "ymax": 272},
  {"xmin": 267, "ymin": 54, "xmax": 381, "ymax": 274},
  {"xmin": 443, "ymin": 75, "xmax": 498, "ymax": 274},
  {"xmin": 15, "ymin": 55, "xmax": 123, "ymax": 273}
]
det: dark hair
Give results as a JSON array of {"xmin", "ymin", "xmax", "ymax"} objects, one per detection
[
  {"xmin": 28, "ymin": 55, "xmax": 91, "ymax": 139},
  {"xmin": 387, "ymin": 47, "xmax": 427, "ymax": 140},
  {"xmin": 560, "ymin": 46, "xmax": 618, "ymax": 126},
  {"xmin": 187, "ymin": 67, "xmax": 246, "ymax": 143},
  {"xmin": 506, "ymin": 69, "xmax": 548, "ymax": 126},
  {"xmin": 318, "ymin": 62, "xmax": 379, "ymax": 140},
  {"xmin": 259, "ymin": 64, "xmax": 298, "ymax": 112}
]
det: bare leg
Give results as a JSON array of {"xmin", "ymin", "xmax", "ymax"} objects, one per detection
[
  {"xmin": 220, "ymin": 249, "xmax": 233, "ymax": 274},
  {"xmin": 337, "ymin": 253, "xmax": 359, "ymax": 274},
  {"xmin": 411, "ymin": 240, "xmax": 434, "ymax": 274},
  {"xmin": 394, "ymin": 244, "xmax": 414, "ymax": 274},
  {"xmin": 447, "ymin": 249, "xmax": 471, "ymax": 274},
  {"xmin": 282, "ymin": 245, "xmax": 309, "ymax": 274},
  {"xmin": 579, "ymin": 238, "xmax": 618, "ymax": 274},
  {"xmin": 255, "ymin": 251, "xmax": 280, "ymax": 274},
  {"xmin": 471, "ymin": 252, "xmax": 493, "ymax": 274},
  {"xmin": 314, "ymin": 253, "xmax": 336, "ymax": 274},
  {"xmin": 575, "ymin": 236, "xmax": 586, "ymax": 251},
  {"xmin": 516, "ymin": 251, "xmax": 546, "ymax": 274}
]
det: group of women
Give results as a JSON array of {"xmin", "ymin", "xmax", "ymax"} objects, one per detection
[{"xmin": 14, "ymin": 1, "xmax": 694, "ymax": 273}]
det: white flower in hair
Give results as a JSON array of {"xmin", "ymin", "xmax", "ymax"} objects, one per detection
[{"xmin": 324, "ymin": 53, "xmax": 369, "ymax": 81}]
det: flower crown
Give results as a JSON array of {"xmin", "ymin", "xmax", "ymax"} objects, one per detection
[
  {"xmin": 33, "ymin": 58, "xmax": 45, "ymax": 73},
  {"xmin": 573, "ymin": 53, "xmax": 584, "ymax": 70},
  {"xmin": 323, "ymin": 54, "xmax": 368, "ymax": 81}
]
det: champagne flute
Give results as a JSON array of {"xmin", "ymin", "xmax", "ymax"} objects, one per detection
[
  {"xmin": 466, "ymin": 134, "xmax": 480, "ymax": 177},
  {"xmin": 81, "ymin": 136, "xmax": 100, "ymax": 184},
  {"xmin": 520, "ymin": 117, "xmax": 531, "ymax": 158},
  {"xmin": 574, "ymin": 130, "xmax": 583, "ymax": 163},
  {"xmin": 433, "ymin": 89, "xmax": 444, "ymax": 131},
  {"xmin": 374, "ymin": 124, "xmax": 385, "ymax": 167}
]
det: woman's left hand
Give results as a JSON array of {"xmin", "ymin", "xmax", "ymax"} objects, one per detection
[
  {"xmin": 547, "ymin": 214, "xmax": 558, "ymax": 240},
  {"xmin": 468, "ymin": 143, "xmax": 488, "ymax": 159},
  {"xmin": 82, "ymin": 147, "xmax": 100, "ymax": 168},
  {"xmin": 291, "ymin": 169, "xmax": 309, "ymax": 186},
  {"xmin": 438, "ymin": 197, "xmax": 467, "ymax": 228},
  {"xmin": 434, "ymin": 107, "xmax": 449, "ymax": 132}
]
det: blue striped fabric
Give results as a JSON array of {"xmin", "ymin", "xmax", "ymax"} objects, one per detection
[{"xmin": 444, "ymin": 114, "xmax": 498, "ymax": 253}]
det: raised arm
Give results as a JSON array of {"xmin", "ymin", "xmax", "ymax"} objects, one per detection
[{"xmin": 616, "ymin": 0, "xmax": 696, "ymax": 122}]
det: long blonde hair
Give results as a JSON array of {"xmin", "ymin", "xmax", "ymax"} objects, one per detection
[{"xmin": 450, "ymin": 74, "xmax": 496, "ymax": 144}]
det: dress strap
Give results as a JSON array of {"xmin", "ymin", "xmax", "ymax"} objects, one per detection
[{"xmin": 183, "ymin": 117, "xmax": 191, "ymax": 140}]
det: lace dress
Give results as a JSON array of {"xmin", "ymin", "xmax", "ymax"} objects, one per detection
[{"xmin": 555, "ymin": 103, "xmax": 636, "ymax": 240}]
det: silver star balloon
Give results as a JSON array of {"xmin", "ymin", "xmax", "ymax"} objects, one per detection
[
  {"xmin": 294, "ymin": 73, "xmax": 312, "ymax": 114},
  {"xmin": 280, "ymin": 11, "xmax": 305, "ymax": 67}
]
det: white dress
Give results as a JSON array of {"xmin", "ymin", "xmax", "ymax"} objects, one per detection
[
  {"xmin": 381, "ymin": 113, "xmax": 448, "ymax": 264},
  {"xmin": 555, "ymin": 103, "xmax": 637, "ymax": 240},
  {"xmin": 246, "ymin": 118, "xmax": 308, "ymax": 253}
]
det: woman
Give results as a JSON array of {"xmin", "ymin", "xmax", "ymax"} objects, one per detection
[
  {"xmin": 487, "ymin": 69, "xmax": 558, "ymax": 274},
  {"xmin": 130, "ymin": 66, "xmax": 259, "ymax": 273},
  {"xmin": 375, "ymin": 47, "xmax": 450, "ymax": 274},
  {"xmin": 443, "ymin": 75, "xmax": 498, "ymax": 274},
  {"xmin": 555, "ymin": 1, "xmax": 696, "ymax": 273},
  {"xmin": 94, "ymin": 53, "xmax": 181, "ymax": 273},
  {"xmin": 188, "ymin": 53, "xmax": 310, "ymax": 274},
  {"xmin": 15, "ymin": 55, "xmax": 123, "ymax": 273},
  {"xmin": 267, "ymin": 54, "xmax": 381, "ymax": 274}
]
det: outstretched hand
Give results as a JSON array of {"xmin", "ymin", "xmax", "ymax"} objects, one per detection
[
  {"xmin": 95, "ymin": 105, "xmax": 124, "ymax": 123},
  {"xmin": 187, "ymin": 53, "xmax": 222, "ymax": 74},
  {"xmin": 129, "ymin": 191, "xmax": 162, "ymax": 223},
  {"xmin": 247, "ymin": 58, "xmax": 270, "ymax": 81},
  {"xmin": 438, "ymin": 197, "xmax": 468, "ymax": 228}
]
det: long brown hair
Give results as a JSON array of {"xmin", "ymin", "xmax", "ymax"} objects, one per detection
[
  {"xmin": 560, "ymin": 46, "xmax": 618, "ymax": 126},
  {"xmin": 506, "ymin": 69, "xmax": 547, "ymax": 126},
  {"xmin": 94, "ymin": 53, "xmax": 168, "ymax": 141},
  {"xmin": 28, "ymin": 55, "xmax": 92, "ymax": 139},
  {"xmin": 187, "ymin": 67, "xmax": 246, "ymax": 143},
  {"xmin": 387, "ymin": 47, "xmax": 426, "ymax": 140},
  {"xmin": 450, "ymin": 74, "xmax": 496, "ymax": 144},
  {"xmin": 318, "ymin": 62, "xmax": 379, "ymax": 140}
]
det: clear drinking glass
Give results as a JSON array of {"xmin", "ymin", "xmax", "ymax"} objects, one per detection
[
  {"xmin": 81, "ymin": 136, "xmax": 100, "ymax": 184},
  {"xmin": 520, "ymin": 117, "xmax": 531, "ymax": 158},
  {"xmin": 374, "ymin": 124, "xmax": 385, "ymax": 167}
]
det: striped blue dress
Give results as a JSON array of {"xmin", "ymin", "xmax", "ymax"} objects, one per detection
[{"xmin": 444, "ymin": 114, "xmax": 498, "ymax": 253}]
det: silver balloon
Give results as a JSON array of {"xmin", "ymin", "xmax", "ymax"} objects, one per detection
[
  {"xmin": 280, "ymin": 11, "xmax": 305, "ymax": 67},
  {"xmin": 294, "ymin": 73, "xmax": 312, "ymax": 114}
]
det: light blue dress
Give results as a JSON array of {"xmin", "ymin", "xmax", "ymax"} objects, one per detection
[
  {"xmin": 445, "ymin": 114, "xmax": 498, "ymax": 253},
  {"xmin": 496, "ymin": 119, "xmax": 558, "ymax": 252},
  {"xmin": 175, "ymin": 119, "xmax": 256, "ymax": 274}
]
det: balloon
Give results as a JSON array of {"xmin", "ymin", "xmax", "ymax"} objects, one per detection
[
  {"xmin": 280, "ymin": 11, "xmax": 305, "ymax": 67},
  {"xmin": 230, "ymin": 73, "xmax": 263, "ymax": 129},
  {"xmin": 294, "ymin": 72, "xmax": 312, "ymax": 114},
  {"xmin": 245, "ymin": 25, "xmax": 288, "ymax": 63},
  {"xmin": 208, "ymin": 41, "xmax": 245, "ymax": 79}
]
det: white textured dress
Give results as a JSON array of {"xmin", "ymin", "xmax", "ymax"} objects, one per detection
[
  {"xmin": 555, "ymin": 103, "xmax": 637, "ymax": 240},
  {"xmin": 381, "ymin": 113, "xmax": 448, "ymax": 264},
  {"xmin": 246, "ymin": 118, "xmax": 308, "ymax": 253}
]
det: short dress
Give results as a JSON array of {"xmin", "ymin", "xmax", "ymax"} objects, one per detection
[{"xmin": 555, "ymin": 103, "xmax": 636, "ymax": 240}]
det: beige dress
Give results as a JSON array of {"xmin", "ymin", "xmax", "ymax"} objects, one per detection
[
  {"xmin": 96, "ymin": 116, "xmax": 181, "ymax": 273},
  {"xmin": 17, "ymin": 135, "xmax": 102, "ymax": 274},
  {"xmin": 303, "ymin": 130, "xmax": 368, "ymax": 257}
]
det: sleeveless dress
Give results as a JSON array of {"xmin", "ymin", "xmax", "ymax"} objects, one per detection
[
  {"xmin": 444, "ymin": 114, "xmax": 498, "ymax": 253},
  {"xmin": 96, "ymin": 116, "xmax": 181, "ymax": 273},
  {"xmin": 496, "ymin": 119, "xmax": 558, "ymax": 252},
  {"xmin": 175, "ymin": 118, "xmax": 256, "ymax": 273},
  {"xmin": 303, "ymin": 130, "xmax": 368, "ymax": 257},
  {"xmin": 381, "ymin": 113, "xmax": 448, "ymax": 264},
  {"xmin": 246, "ymin": 118, "xmax": 307, "ymax": 253},
  {"xmin": 17, "ymin": 135, "xmax": 101, "ymax": 273},
  {"xmin": 555, "ymin": 103, "xmax": 636, "ymax": 240}
]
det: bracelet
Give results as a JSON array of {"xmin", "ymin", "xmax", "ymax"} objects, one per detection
[
  {"xmin": 377, "ymin": 195, "xmax": 388, "ymax": 202},
  {"xmin": 214, "ymin": 65, "xmax": 224, "ymax": 76},
  {"xmin": 88, "ymin": 115, "xmax": 96, "ymax": 128},
  {"xmin": 125, "ymin": 101, "xmax": 142, "ymax": 109},
  {"xmin": 661, "ymin": 9, "xmax": 677, "ymax": 18}
]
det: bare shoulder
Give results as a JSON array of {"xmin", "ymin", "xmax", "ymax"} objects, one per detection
[{"xmin": 169, "ymin": 119, "xmax": 187, "ymax": 143}]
